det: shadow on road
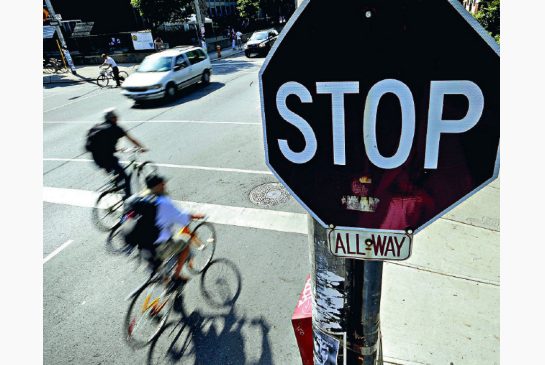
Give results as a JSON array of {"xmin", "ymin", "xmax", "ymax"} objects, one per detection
[
  {"xmin": 130, "ymin": 81, "xmax": 225, "ymax": 110},
  {"xmin": 211, "ymin": 58, "xmax": 260, "ymax": 76},
  {"xmin": 146, "ymin": 258, "xmax": 273, "ymax": 365}
]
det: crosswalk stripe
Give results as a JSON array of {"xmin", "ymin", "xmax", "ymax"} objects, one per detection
[{"xmin": 43, "ymin": 186, "xmax": 307, "ymax": 235}]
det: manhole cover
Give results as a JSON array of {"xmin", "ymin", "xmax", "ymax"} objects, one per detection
[{"xmin": 249, "ymin": 183, "xmax": 290, "ymax": 207}]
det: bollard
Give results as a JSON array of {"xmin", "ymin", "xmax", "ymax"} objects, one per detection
[{"xmin": 216, "ymin": 44, "xmax": 222, "ymax": 59}]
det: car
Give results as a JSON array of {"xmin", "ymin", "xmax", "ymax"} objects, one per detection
[
  {"xmin": 244, "ymin": 29, "xmax": 279, "ymax": 58},
  {"xmin": 121, "ymin": 46, "xmax": 212, "ymax": 102}
]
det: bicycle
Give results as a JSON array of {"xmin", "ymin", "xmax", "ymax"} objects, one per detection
[
  {"xmin": 43, "ymin": 57, "xmax": 68, "ymax": 74},
  {"xmin": 91, "ymin": 148, "xmax": 157, "ymax": 232},
  {"xmin": 122, "ymin": 219, "xmax": 216, "ymax": 349},
  {"xmin": 97, "ymin": 66, "xmax": 129, "ymax": 87}
]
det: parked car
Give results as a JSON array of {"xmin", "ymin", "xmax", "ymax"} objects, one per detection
[
  {"xmin": 244, "ymin": 29, "xmax": 279, "ymax": 58},
  {"xmin": 121, "ymin": 46, "xmax": 212, "ymax": 102}
]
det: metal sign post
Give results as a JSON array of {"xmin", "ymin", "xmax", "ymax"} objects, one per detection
[{"xmin": 44, "ymin": 0, "xmax": 77, "ymax": 74}]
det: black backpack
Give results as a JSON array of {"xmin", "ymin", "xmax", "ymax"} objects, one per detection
[
  {"xmin": 120, "ymin": 194, "xmax": 160, "ymax": 250},
  {"xmin": 85, "ymin": 122, "xmax": 111, "ymax": 153}
]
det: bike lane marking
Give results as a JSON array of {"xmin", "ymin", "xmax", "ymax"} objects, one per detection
[
  {"xmin": 44, "ymin": 158, "xmax": 272, "ymax": 175},
  {"xmin": 43, "ymin": 239, "xmax": 74, "ymax": 264},
  {"xmin": 43, "ymin": 186, "xmax": 307, "ymax": 235}
]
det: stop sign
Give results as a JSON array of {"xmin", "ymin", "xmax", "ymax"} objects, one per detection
[{"xmin": 259, "ymin": 0, "xmax": 499, "ymax": 233}]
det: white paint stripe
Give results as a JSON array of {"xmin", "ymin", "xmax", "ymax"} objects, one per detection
[
  {"xmin": 43, "ymin": 90, "xmax": 108, "ymax": 113},
  {"xmin": 44, "ymin": 158, "xmax": 272, "ymax": 175},
  {"xmin": 43, "ymin": 239, "xmax": 74, "ymax": 264},
  {"xmin": 43, "ymin": 120, "xmax": 261, "ymax": 125},
  {"xmin": 43, "ymin": 186, "xmax": 307, "ymax": 235}
]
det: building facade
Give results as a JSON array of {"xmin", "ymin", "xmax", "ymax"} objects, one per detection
[{"xmin": 206, "ymin": 1, "xmax": 238, "ymax": 18}]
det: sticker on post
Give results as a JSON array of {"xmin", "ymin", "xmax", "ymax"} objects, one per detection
[
  {"xmin": 328, "ymin": 228, "xmax": 413, "ymax": 261},
  {"xmin": 314, "ymin": 327, "xmax": 340, "ymax": 365}
]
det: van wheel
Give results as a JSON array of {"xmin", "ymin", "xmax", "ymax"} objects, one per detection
[
  {"xmin": 201, "ymin": 70, "xmax": 210, "ymax": 86},
  {"xmin": 165, "ymin": 83, "xmax": 177, "ymax": 99}
]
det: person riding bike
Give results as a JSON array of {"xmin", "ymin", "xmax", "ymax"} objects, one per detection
[
  {"xmin": 86, "ymin": 108, "xmax": 147, "ymax": 198},
  {"xmin": 130, "ymin": 174, "xmax": 205, "ymax": 285}
]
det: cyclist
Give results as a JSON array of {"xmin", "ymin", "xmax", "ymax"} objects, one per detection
[
  {"xmin": 100, "ymin": 53, "xmax": 122, "ymax": 87},
  {"xmin": 137, "ymin": 173, "xmax": 205, "ymax": 285},
  {"xmin": 86, "ymin": 108, "xmax": 147, "ymax": 198}
]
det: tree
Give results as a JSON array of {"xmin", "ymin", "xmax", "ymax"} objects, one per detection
[
  {"xmin": 237, "ymin": 0, "xmax": 260, "ymax": 19},
  {"xmin": 131, "ymin": 0, "xmax": 193, "ymax": 29},
  {"xmin": 474, "ymin": 0, "xmax": 500, "ymax": 43}
]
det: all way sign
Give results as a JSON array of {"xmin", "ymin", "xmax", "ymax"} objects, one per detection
[{"xmin": 328, "ymin": 229, "xmax": 412, "ymax": 261}]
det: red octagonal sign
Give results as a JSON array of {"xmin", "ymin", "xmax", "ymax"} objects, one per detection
[{"xmin": 260, "ymin": 0, "xmax": 499, "ymax": 234}]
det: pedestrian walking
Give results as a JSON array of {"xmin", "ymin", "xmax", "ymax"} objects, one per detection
[
  {"xmin": 201, "ymin": 38, "xmax": 208, "ymax": 55},
  {"xmin": 101, "ymin": 53, "xmax": 122, "ymax": 87},
  {"xmin": 236, "ymin": 30, "xmax": 243, "ymax": 50},
  {"xmin": 231, "ymin": 29, "xmax": 236, "ymax": 50}
]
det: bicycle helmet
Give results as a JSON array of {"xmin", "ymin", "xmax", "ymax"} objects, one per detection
[
  {"xmin": 145, "ymin": 174, "xmax": 167, "ymax": 189},
  {"xmin": 104, "ymin": 107, "xmax": 117, "ymax": 122}
]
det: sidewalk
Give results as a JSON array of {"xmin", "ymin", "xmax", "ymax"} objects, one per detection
[{"xmin": 43, "ymin": 47, "xmax": 245, "ymax": 85}]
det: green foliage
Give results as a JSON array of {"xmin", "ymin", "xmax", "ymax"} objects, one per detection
[
  {"xmin": 237, "ymin": 0, "xmax": 260, "ymax": 19},
  {"xmin": 131, "ymin": 0, "xmax": 193, "ymax": 28},
  {"xmin": 474, "ymin": 0, "xmax": 500, "ymax": 43}
]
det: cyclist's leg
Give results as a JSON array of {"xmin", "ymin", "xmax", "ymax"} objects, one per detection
[{"xmin": 110, "ymin": 156, "xmax": 131, "ymax": 197}]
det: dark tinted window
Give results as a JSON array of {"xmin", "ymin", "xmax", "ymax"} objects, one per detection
[
  {"xmin": 174, "ymin": 55, "xmax": 188, "ymax": 68},
  {"xmin": 186, "ymin": 50, "xmax": 207, "ymax": 65}
]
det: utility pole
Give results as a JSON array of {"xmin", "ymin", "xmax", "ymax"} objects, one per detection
[
  {"xmin": 193, "ymin": 0, "xmax": 205, "ymax": 39},
  {"xmin": 44, "ymin": 0, "xmax": 77, "ymax": 74},
  {"xmin": 309, "ymin": 218, "xmax": 382, "ymax": 365}
]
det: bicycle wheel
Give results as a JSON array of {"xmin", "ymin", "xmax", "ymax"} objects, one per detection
[
  {"xmin": 118, "ymin": 71, "xmax": 129, "ymax": 82},
  {"xmin": 106, "ymin": 222, "xmax": 133, "ymax": 255},
  {"xmin": 135, "ymin": 161, "xmax": 158, "ymax": 191},
  {"xmin": 187, "ymin": 222, "xmax": 216, "ymax": 275},
  {"xmin": 92, "ymin": 190, "xmax": 124, "ymax": 232},
  {"xmin": 124, "ymin": 278, "xmax": 176, "ymax": 349},
  {"xmin": 97, "ymin": 75, "xmax": 109, "ymax": 87}
]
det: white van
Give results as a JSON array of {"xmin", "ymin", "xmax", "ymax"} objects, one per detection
[{"xmin": 121, "ymin": 46, "xmax": 212, "ymax": 101}]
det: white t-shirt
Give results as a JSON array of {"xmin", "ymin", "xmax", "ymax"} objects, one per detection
[
  {"xmin": 153, "ymin": 195, "xmax": 192, "ymax": 244},
  {"xmin": 236, "ymin": 31, "xmax": 242, "ymax": 40},
  {"xmin": 103, "ymin": 56, "xmax": 118, "ymax": 67}
]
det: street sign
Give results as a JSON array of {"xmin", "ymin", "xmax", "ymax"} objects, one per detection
[
  {"xmin": 260, "ymin": 0, "xmax": 499, "ymax": 234},
  {"xmin": 328, "ymin": 229, "xmax": 412, "ymax": 261}
]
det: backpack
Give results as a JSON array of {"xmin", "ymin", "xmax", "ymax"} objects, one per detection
[
  {"xmin": 85, "ymin": 122, "xmax": 111, "ymax": 153},
  {"xmin": 120, "ymin": 194, "xmax": 160, "ymax": 250}
]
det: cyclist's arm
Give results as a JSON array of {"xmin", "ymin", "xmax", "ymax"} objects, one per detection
[{"xmin": 125, "ymin": 133, "xmax": 147, "ymax": 151}]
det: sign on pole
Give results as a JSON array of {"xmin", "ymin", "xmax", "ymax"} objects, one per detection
[{"xmin": 260, "ymin": 0, "xmax": 499, "ymax": 238}]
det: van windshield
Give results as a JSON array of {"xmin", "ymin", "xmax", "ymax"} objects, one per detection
[{"xmin": 137, "ymin": 57, "xmax": 172, "ymax": 72}]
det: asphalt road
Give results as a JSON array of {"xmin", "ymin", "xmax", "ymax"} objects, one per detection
[{"xmin": 43, "ymin": 54, "xmax": 310, "ymax": 365}]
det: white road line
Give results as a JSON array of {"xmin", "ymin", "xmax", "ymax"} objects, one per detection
[
  {"xmin": 43, "ymin": 90, "xmax": 109, "ymax": 113},
  {"xmin": 43, "ymin": 239, "xmax": 74, "ymax": 264},
  {"xmin": 44, "ymin": 158, "xmax": 272, "ymax": 175},
  {"xmin": 43, "ymin": 187, "xmax": 307, "ymax": 235},
  {"xmin": 43, "ymin": 120, "xmax": 261, "ymax": 125}
]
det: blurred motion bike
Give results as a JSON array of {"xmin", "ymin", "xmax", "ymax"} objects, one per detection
[{"xmin": 92, "ymin": 147, "xmax": 156, "ymax": 232}]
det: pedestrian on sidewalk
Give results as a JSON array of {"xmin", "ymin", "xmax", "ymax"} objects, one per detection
[
  {"xmin": 231, "ymin": 29, "xmax": 236, "ymax": 50},
  {"xmin": 201, "ymin": 38, "xmax": 208, "ymax": 55},
  {"xmin": 101, "ymin": 53, "xmax": 121, "ymax": 87},
  {"xmin": 154, "ymin": 37, "xmax": 164, "ymax": 52},
  {"xmin": 236, "ymin": 30, "xmax": 243, "ymax": 50}
]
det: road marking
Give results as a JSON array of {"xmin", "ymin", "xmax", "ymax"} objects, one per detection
[
  {"xmin": 43, "ymin": 120, "xmax": 261, "ymax": 126},
  {"xmin": 43, "ymin": 89, "xmax": 109, "ymax": 113},
  {"xmin": 43, "ymin": 239, "xmax": 74, "ymax": 264},
  {"xmin": 43, "ymin": 187, "xmax": 307, "ymax": 235},
  {"xmin": 44, "ymin": 158, "xmax": 272, "ymax": 175}
]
